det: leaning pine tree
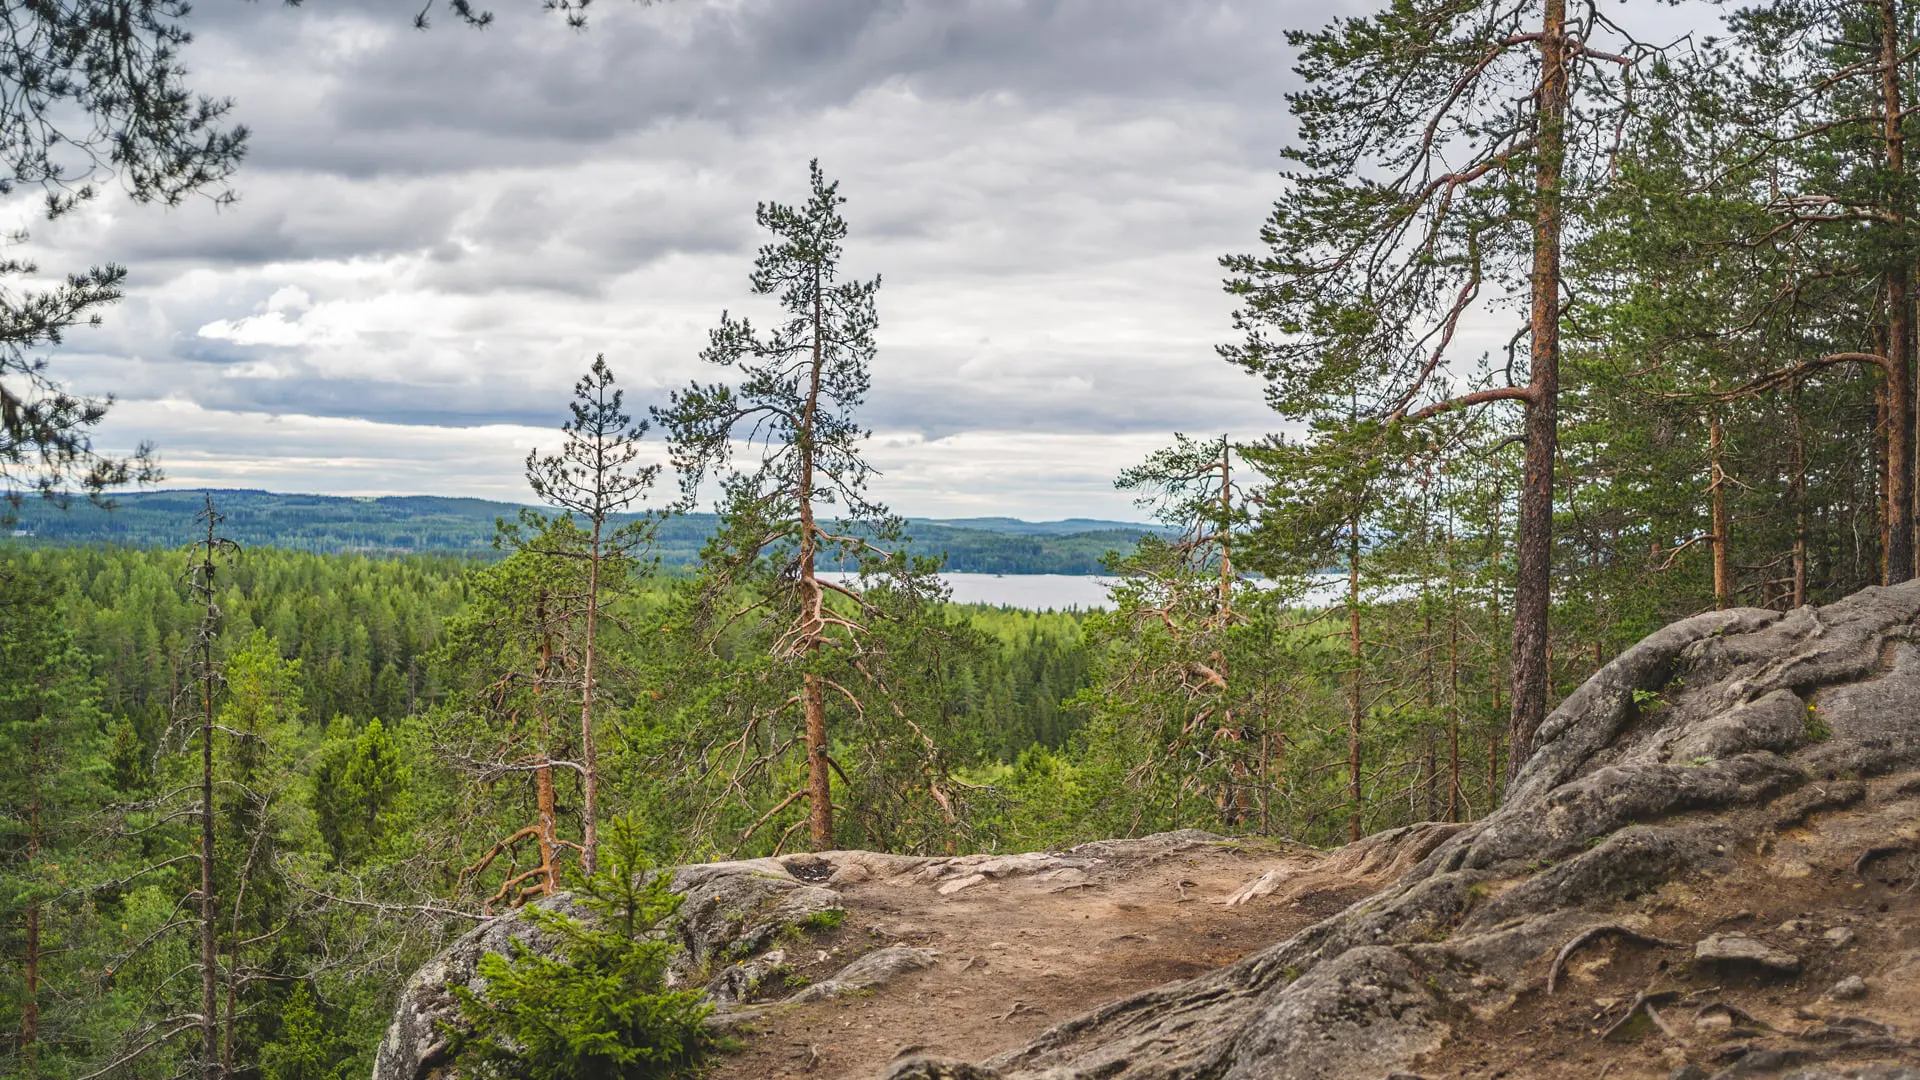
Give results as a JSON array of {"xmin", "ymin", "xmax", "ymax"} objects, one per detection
[
  {"xmin": 658, "ymin": 160, "xmax": 952, "ymax": 853},
  {"xmin": 1221, "ymin": 0, "xmax": 1655, "ymax": 782}
]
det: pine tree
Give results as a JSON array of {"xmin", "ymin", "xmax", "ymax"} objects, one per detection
[
  {"xmin": 524, "ymin": 356, "xmax": 661, "ymax": 874},
  {"xmin": 658, "ymin": 160, "xmax": 947, "ymax": 851},
  {"xmin": 1221, "ymin": 0, "xmax": 1657, "ymax": 783}
]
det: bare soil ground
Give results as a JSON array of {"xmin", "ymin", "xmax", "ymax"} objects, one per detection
[
  {"xmin": 707, "ymin": 838, "xmax": 1374, "ymax": 1080},
  {"xmin": 711, "ymin": 788, "xmax": 1920, "ymax": 1080}
]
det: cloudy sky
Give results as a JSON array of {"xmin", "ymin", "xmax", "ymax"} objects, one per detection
[{"xmin": 29, "ymin": 0, "xmax": 1338, "ymax": 520}]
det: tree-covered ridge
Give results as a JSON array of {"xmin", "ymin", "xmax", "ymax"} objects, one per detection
[{"xmin": 6, "ymin": 490, "xmax": 1157, "ymax": 574}]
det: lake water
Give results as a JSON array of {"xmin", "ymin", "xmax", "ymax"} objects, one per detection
[{"xmin": 822, "ymin": 572, "xmax": 1376, "ymax": 611}]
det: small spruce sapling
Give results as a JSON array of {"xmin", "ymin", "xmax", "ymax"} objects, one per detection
[{"xmin": 448, "ymin": 814, "xmax": 712, "ymax": 1080}]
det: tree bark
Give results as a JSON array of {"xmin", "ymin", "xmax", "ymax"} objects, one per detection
[
  {"xmin": 535, "ymin": 608, "xmax": 557, "ymax": 892},
  {"xmin": 1791, "ymin": 389, "xmax": 1808, "ymax": 608},
  {"xmin": 1884, "ymin": 0, "xmax": 1916, "ymax": 583},
  {"xmin": 22, "ymin": 736, "xmax": 40, "ymax": 1079},
  {"xmin": 1710, "ymin": 413, "xmax": 1732, "ymax": 608},
  {"xmin": 799, "ymin": 263, "xmax": 833, "ymax": 851},
  {"xmin": 804, "ymin": 675, "xmax": 831, "ymax": 848},
  {"xmin": 197, "ymin": 515, "xmax": 220, "ymax": 1080},
  {"xmin": 1218, "ymin": 438, "xmax": 1233, "ymax": 624},
  {"xmin": 579, "ymin": 522, "xmax": 602, "ymax": 875},
  {"xmin": 1507, "ymin": 0, "xmax": 1568, "ymax": 784},
  {"xmin": 1347, "ymin": 513, "xmax": 1363, "ymax": 843},
  {"xmin": 1448, "ymin": 578, "xmax": 1461, "ymax": 823}
]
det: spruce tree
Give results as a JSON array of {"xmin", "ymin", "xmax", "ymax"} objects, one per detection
[{"xmin": 0, "ymin": 566, "xmax": 110, "ymax": 1079}]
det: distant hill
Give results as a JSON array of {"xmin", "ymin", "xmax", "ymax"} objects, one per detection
[
  {"xmin": 5, "ymin": 490, "xmax": 1159, "ymax": 575},
  {"xmin": 916, "ymin": 516, "xmax": 1156, "ymax": 537}
]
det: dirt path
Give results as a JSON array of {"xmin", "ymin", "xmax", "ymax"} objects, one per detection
[{"xmin": 708, "ymin": 837, "xmax": 1377, "ymax": 1080}]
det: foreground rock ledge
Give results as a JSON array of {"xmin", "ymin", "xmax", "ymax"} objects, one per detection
[
  {"xmin": 373, "ymin": 830, "xmax": 1243, "ymax": 1080},
  {"xmin": 891, "ymin": 583, "xmax": 1920, "ymax": 1080}
]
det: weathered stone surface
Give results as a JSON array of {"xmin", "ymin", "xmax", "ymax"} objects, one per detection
[
  {"xmin": 1694, "ymin": 933, "xmax": 1803, "ymax": 975},
  {"xmin": 788, "ymin": 946, "xmax": 939, "ymax": 1003},
  {"xmin": 375, "ymin": 829, "xmax": 1234, "ymax": 1080},
  {"xmin": 373, "ymin": 892, "xmax": 587, "ymax": 1080},
  {"xmin": 374, "ymin": 859, "xmax": 842, "ymax": 1080},
  {"xmin": 882, "ymin": 1058, "xmax": 1006, "ymax": 1080},
  {"xmin": 1826, "ymin": 975, "xmax": 1868, "ymax": 1001},
  {"xmin": 925, "ymin": 582, "xmax": 1920, "ymax": 1080},
  {"xmin": 708, "ymin": 947, "xmax": 792, "ymax": 1008}
]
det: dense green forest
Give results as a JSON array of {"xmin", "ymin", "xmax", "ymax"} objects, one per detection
[
  {"xmin": 11, "ymin": 0, "xmax": 1920, "ymax": 1077},
  {"xmin": 8, "ymin": 491, "xmax": 1156, "ymax": 575}
]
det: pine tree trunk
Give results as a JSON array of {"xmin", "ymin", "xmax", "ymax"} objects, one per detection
[
  {"xmin": 1488, "ymin": 480, "xmax": 1505, "ymax": 800},
  {"xmin": 1347, "ymin": 515, "xmax": 1363, "ymax": 843},
  {"xmin": 804, "ymin": 675, "xmax": 831, "ymax": 848},
  {"xmin": 579, "ymin": 522, "xmax": 602, "ymax": 875},
  {"xmin": 1507, "ymin": 0, "xmax": 1568, "ymax": 784},
  {"xmin": 1218, "ymin": 439, "xmax": 1233, "ymax": 623},
  {"xmin": 1448, "ymin": 590, "xmax": 1461, "ymax": 823},
  {"xmin": 198, "ymin": 530, "xmax": 220, "ymax": 1080},
  {"xmin": 1792, "ymin": 391, "xmax": 1808, "ymax": 608},
  {"xmin": 1710, "ymin": 413, "xmax": 1732, "ymax": 608},
  {"xmin": 799, "ymin": 265, "xmax": 833, "ymax": 852},
  {"xmin": 1884, "ymin": 0, "xmax": 1916, "ymax": 583},
  {"xmin": 535, "ymin": 611, "xmax": 557, "ymax": 893},
  {"xmin": 1423, "ymin": 598, "xmax": 1438, "ymax": 820},
  {"xmin": 22, "ymin": 739, "xmax": 39, "ymax": 1079}
]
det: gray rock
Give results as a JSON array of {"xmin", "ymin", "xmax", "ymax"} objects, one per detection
[
  {"xmin": 1774, "ymin": 1060, "xmax": 1920, "ymax": 1068},
  {"xmin": 929, "ymin": 582, "xmax": 1920, "ymax": 1079},
  {"xmin": 372, "ymin": 893, "xmax": 587, "ymax": 1080},
  {"xmin": 883, "ymin": 1058, "xmax": 1007, "ymax": 1080},
  {"xmin": 373, "ymin": 858, "xmax": 844, "ymax": 1080},
  {"xmin": 1694, "ymin": 933, "xmax": 1803, "ymax": 975},
  {"xmin": 707, "ymin": 947, "xmax": 792, "ymax": 1008},
  {"xmin": 1824, "ymin": 926, "xmax": 1857, "ymax": 950},
  {"xmin": 788, "ymin": 946, "xmax": 939, "ymax": 1003},
  {"xmin": 1825, "ymin": 975, "xmax": 1868, "ymax": 1001}
]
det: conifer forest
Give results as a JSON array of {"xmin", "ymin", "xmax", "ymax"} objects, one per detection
[{"xmin": 6, "ymin": 1, "xmax": 1920, "ymax": 1077}]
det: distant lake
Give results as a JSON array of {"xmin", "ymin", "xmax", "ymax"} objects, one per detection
[
  {"xmin": 823, "ymin": 572, "xmax": 1118, "ymax": 610},
  {"xmin": 823, "ymin": 572, "xmax": 1387, "ymax": 611}
]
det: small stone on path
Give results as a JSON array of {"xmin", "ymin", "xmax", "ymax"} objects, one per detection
[
  {"xmin": 1693, "ymin": 933, "xmax": 1802, "ymax": 975},
  {"xmin": 1825, "ymin": 974, "xmax": 1868, "ymax": 1000}
]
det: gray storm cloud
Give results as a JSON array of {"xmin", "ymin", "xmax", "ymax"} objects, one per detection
[{"xmin": 21, "ymin": 0, "xmax": 1331, "ymax": 518}]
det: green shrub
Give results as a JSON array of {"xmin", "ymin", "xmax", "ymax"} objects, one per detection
[{"xmin": 449, "ymin": 815, "xmax": 714, "ymax": 1080}]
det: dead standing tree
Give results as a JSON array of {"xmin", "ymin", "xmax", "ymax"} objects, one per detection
[
  {"xmin": 1111, "ymin": 434, "xmax": 1257, "ymax": 820},
  {"xmin": 80, "ymin": 497, "xmax": 239, "ymax": 1080}
]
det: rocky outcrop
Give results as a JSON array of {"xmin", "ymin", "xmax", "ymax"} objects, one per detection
[
  {"xmin": 373, "ymin": 831, "xmax": 1232, "ymax": 1080},
  {"xmin": 891, "ymin": 583, "xmax": 1920, "ymax": 1080},
  {"xmin": 371, "ymin": 857, "xmax": 841, "ymax": 1080}
]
